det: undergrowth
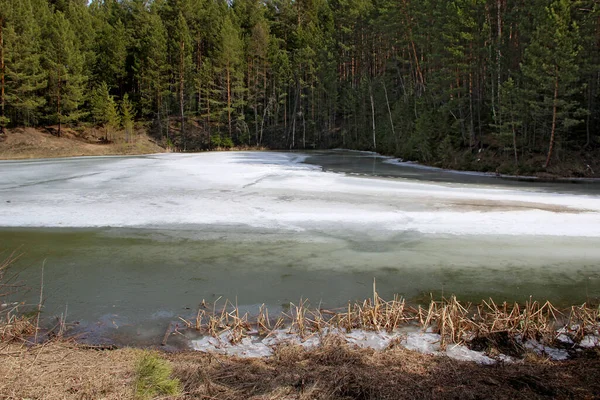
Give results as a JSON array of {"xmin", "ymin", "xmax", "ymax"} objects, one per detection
[{"xmin": 135, "ymin": 350, "xmax": 181, "ymax": 399}]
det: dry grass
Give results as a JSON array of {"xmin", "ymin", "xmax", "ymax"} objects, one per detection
[
  {"xmin": 0, "ymin": 339, "xmax": 598, "ymax": 400},
  {"xmin": 171, "ymin": 341, "xmax": 600, "ymax": 399},
  {"xmin": 0, "ymin": 127, "xmax": 164, "ymax": 160},
  {"xmin": 181, "ymin": 284, "xmax": 599, "ymax": 352},
  {"xmin": 0, "ymin": 342, "xmax": 137, "ymax": 400},
  {"xmin": 0, "ymin": 251, "xmax": 36, "ymax": 345}
]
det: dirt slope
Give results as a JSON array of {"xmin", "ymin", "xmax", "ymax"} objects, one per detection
[{"xmin": 0, "ymin": 127, "xmax": 164, "ymax": 160}]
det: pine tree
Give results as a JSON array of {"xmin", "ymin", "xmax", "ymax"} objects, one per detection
[
  {"xmin": 172, "ymin": 11, "xmax": 192, "ymax": 148},
  {"xmin": 91, "ymin": 81, "xmax": 119, "ymax": 141},
  {"xmin": 520, "ymin": 0, "xmax": 584, "ymax": 168},
  {"xmin": 0, "ymin": 1, "xmax": 8, "ymax": 134},
  {"xmin": 220, "ymin": 13, "xmax": 244, "ymax": 139},
  {"xmin": 3, "ymin": 0, "xmax": 47, "ymax": 127},
  {"xmin": 121, "ymin": 92, "xmax": 134, "ymax": 143},
  {"xmin": 497, "ymin": 77, "xmax": 522, "ymax": 166},
  {"xmin": 92, "ymin": 16, "xmax": 128, "ymax": 90},
  {"xmin": 43, "ymin": 10, "xmax": 86, "ymax": 136},
  {"xmin": 65, "ymin": 0, "xmax": 96, "ymax": 77},
  {"xmin": 128, "ymin": 1, "xmax": 169, "ymax": 122}
]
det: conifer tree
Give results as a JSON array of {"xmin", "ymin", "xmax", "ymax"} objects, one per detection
[
  {"xmin": 92, "ymin": 17, "xmax": 128, "ymax": 90},
  {"xmin": 121, "ymin": 92, "xmax": 134, "ymax": 143},
  {"xmin": 173, "ymin": 11, "xmax": 192, "ymax": 147},
  {"xmin": 0, "ymin": 0, "xmax": 10, "ymax": 134},
  {"xmin": 43, "ymin": 10, "xmax": 86, "ymax": 136},
  {"xmin": 220, "ymin": 13, "xmax": 244, "ymax": 139},
  {"xmin": 520, "ymin": 0, "xmax": 584, "ymax": 168},
  {"xmin": 91, "ymin": 82, "xmax": 119, "ymax": 141},
  {"xmin": 3, "ymin": 0, "xmax": 47, "ymax": 127},
  {"xmin": 129, "ymin": 1, "xmax": 169, "ymax": 122}
]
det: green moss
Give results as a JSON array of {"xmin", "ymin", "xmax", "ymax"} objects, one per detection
[{"xmin": 134, "ymin": 351, "xmax": 181, "ymax": 399}]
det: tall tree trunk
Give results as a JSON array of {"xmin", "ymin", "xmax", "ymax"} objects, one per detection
[
  {"xmin": 301, "ymin": 84, "xmax": 305, "ymax": 149},
  {"xmin": 157, "ymin": 89, "xmax": 163, "ymax": 139},
  {"xmin": 179, "ymin": 40, "xmax": 185, "ymax": 150},
  {"xmin": 259, "ymin": 98, "xmax": 270, "ymax": 145},
  {"xmin": 496, "ymin": 0, "xmax": 502, "ymax": 120},
  {"xmin": 369, "ymin": 82, "xmax": 376, "ymax": 150},
  {"xmin": 512, "ymin": 122, "xmax": 518, "ymax": 166},
  {"xmin": 382, "ymin": 80, "xmax": 396, "ymax": 138},
  {"xmin": 0, "ymin": 20, "xmax": 5, "ymax": 135},
  {"xmin": 227, "ymin": 61, "xmax": 232, "ymax": 138},
  {"xmin": 207, "ymin": 86, "xmax": 211, "ymax": 143},
  {"xmin": 545, "ymin": 72, "xmax": 559, "ymax": 169},
  {"xmin": 302, "ymin": 89, "xmax": 306, "ymax": 149},
  {"xmin": 57, "ymin": 67, "xmax": 62, "ymax": 138},
  {"xmin": 165, "ymin": 99, "xmax": 170, "ymax": 145},
  {"xmin": 254, "ymin": 57, "xmax": 259, "ymax": 146},
  {"xmin": 290, "ymin": 81, "xmax": 298, "ymax": 149},
  {"xmin": 196, "ymin": 38, "xmax": 202, "ymax": 118},
  {"xmin": 585, "ymin": 82, "xmax": 592, "ymax": 148},
  {"xmin": 469, "ymin": 69, "xmax": 475, "ymax": 147}
]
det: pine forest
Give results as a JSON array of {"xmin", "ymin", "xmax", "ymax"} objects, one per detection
[{"xmin": 1, "ymin": 0, "xmax": 599, "ymax": 174}]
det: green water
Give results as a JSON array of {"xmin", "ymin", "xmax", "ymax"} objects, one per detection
[{"xmin": 3, "ymin": 227, "xmax": 600, "ymax": 345}]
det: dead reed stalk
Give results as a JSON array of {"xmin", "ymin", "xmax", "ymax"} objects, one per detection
[{"xmin": 183, "ymin": 283, "xmax": 599, "ymax": 349}]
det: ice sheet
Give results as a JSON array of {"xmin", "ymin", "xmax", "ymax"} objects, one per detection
[{"xmin": 1, "ymin": 152, "xmax": 600, "ymax": 236}]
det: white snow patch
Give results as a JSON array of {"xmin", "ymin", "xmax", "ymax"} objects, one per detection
[
  {"xmin": 556, "ymin": 333, "xmax": 574, "ymax": 345},
  {"xmin": 524, "ymin": 339, "xmax": 570, "ymax": 361},
  {"xmin": 446, "ymin": 344, "xmax": 496, "ymax": 365},
  {"xmin": 579, "ymin": 335, "xmax": 599, "ymax": 348},
  {"xmin": 402, "ymin": 332, "xmax": 441, "ymax": 354},
  {"xmin": 346, "ymin": 330, "xmax": 394, "ymax": 350},
  {"xmin": 191, "ymin": 332, "xmax": 273, "ymax": 358},
  {"xmin": 191, "ymin": 329, "xmax": 500, "ymax": 365}
]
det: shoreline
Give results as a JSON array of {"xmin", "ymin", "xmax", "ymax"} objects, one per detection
[
  {"xmin": 2, "ymin": 301, "xmax": 600, "ymax": 400},
  {"xmin": 2, "ymin": 128, "xmax": 600, "ymax": 182},
  {"xmin": 16, "ymin": 292, "xmax": 600, "ymax": 364},
  {"xmin": 330, "ymin": 149, "xmax": 600, "ymax": 184}
]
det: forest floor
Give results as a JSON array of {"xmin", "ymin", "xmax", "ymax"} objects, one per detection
[
  {"xmin": 1, "ymin": 340, "xmax": 599, "ymax": 399},
  {"xmin": 0, "ymin": 126, "xmax": 165, "ymax": 160},
  {"xmin": 428, "ymin": 139, "xmax": 600, "ymax": 180}
]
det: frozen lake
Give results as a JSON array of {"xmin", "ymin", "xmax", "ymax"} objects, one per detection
[{"xmin": 1, "ymin": 151, "xmax": 600, "ymax": 345}]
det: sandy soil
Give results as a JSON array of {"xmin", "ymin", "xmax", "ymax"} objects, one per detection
[
  {"xmin": 1, "ymin": 340, "xmax": 599, "ymax": 399},
  {"xmin": 0, "ymin": 127, "xmax": 164, "ymax": 160}
]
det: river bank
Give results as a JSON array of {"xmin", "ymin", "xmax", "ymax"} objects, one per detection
[
  {"xmin": 3, "ymin": 281, "xmax": 600, "ymax": 398},
  {"xmin": 1, "ymin": 339, "xmax": 599, "ymax": 399}
]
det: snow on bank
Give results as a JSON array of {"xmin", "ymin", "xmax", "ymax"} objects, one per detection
[
  {"xmin": 191, "ymin": 329, "xmax": 495, "ymax": 364},
  {"xmin": 1, "ymin": 151, "xmax": 600, "ymax": 236},
  {"xmin": 191, "ymin": 328, "xmax": 599, "ymax": 364}
]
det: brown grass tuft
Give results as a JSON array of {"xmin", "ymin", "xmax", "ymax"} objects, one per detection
[{"xmin": 181, "ymin": 283, "xmax": 599, "ymax": 352}]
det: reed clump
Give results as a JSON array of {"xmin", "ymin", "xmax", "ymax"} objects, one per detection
[
  {"xmin": 0, "ymin": 252, "xmax": 36, "ymax": 344},
  {"xmin": 181, "ymin": 283, "xmax": 599, "ymax": 350}
]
